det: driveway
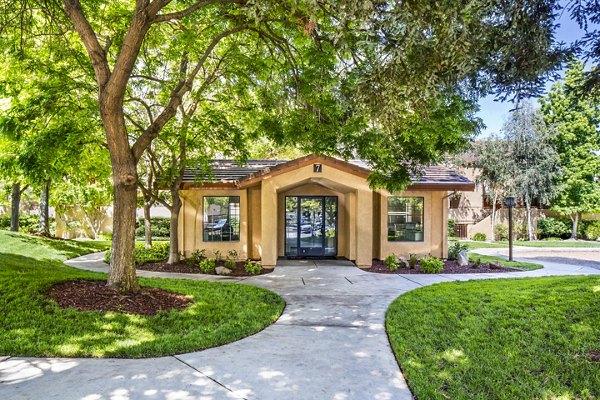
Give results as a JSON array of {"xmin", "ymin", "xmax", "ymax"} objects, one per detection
[{"xmin": 1, "ymin": 254, "xmax": 599, "ymax": 400}]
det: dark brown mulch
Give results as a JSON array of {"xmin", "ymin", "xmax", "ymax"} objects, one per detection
[
  {"xmin": 45, "ymin": 280, "xmax": 191, "ymax": 315},
  {"xmin": 137, "ymin": 260, "xmax": 273, "ymax": 277},
  {"xmin": 367, "ymin": 259, "xmax": 519, "ymax": 274},
  {"xmin": 589, "ymin": 350, "xmax": 600, "ymax": 362}
]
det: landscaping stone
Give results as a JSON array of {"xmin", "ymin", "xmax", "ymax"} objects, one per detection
[
  {"xmin": 397, "ymin": 256, "xmax": 410, "ymax": 269},
  {"xmin": 457, "ymin": 251, "xmax": 469, "ymax": 267},
  {"xmin": 215, "ymin": 266, "xmax": 232, "ymax": 275}
]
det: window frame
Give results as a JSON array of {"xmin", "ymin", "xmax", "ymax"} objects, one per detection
[
  {"xmin": 387, "ymin": 196, "xmax": 425, "ymax": 242},
  {"xmin": 202, "ymin": 196, "xmax": 241, "ymax": 242}
]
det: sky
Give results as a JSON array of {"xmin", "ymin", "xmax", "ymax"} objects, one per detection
[{"xmin": 476, "ymin": 6, "xmax": 590, "ymax": 137}]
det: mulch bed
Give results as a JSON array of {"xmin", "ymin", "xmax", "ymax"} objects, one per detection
[
  {"xmin": 367, "ymin": 259, "xmax": 519, "ymax": 274},
  {"xmin": 137, "ymin": 260, "xmax": 273, "ymax": 277},
  {"xmin": 45, "ymin": 279, "xmax": 191, "ymax": 315}
]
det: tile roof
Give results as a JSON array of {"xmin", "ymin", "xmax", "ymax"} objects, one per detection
[{"xmin": 181, "ymin": 155, "xmax": 473, "ymax": 190}]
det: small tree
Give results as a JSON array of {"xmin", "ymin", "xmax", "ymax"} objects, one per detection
[{"xmin": 502, "ymin": 102, "xmax": 561, "ymax": 240}]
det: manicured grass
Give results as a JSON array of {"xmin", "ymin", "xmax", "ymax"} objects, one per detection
[
  {"xmin": 455, "ymin": 239, "xmax": 600, "ymax": 250},
  {"xmin": 0, "ymin": 231, "xmax": 284, "ymax": 358},
  {"xmin": 386, "ymin": 276, "xmax": 600, "ymax": 400},
  {"xmin": 468, "ymin": 253, "xmax": 543, "ymax": 271}
]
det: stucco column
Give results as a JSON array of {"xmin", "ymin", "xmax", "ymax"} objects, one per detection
[
  {"xmin": 442, "ymin": 193, "xmax": 449, "ymax": 258},
  {"xmin": 260, "ymin": 179, "xmax": 278, "ymax": 267},
  {"xmin": 355, "ymin": 189, "xmax": 373, "ymax": 267}
]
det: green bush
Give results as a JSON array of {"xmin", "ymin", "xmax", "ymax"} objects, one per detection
[
  {"xmin": 103, "ymin": 242, "xmax": 170, "ymax": 265},
  {"xmin": 225, "ymin": 250, "xmax": 238, "ymax": 269},
  {"xmin": 384, "ymin": 254, "xmax": 399, "ymax": 271},
  {"xmin": 0, "ymin": 214, "xmax": 53, "ymax": 234},
  {"xmin": 448, "ymin": 242, "xmax": 469, "ymax": 260},
  {"xmin": 408, "ymin": 254, "xmax": 419, "ymax": 269},
  {"xmin": 135, "ymin": 217, "xmax": 171, "ymax": 238},
  {"xmin": 537, "ymin": 217, "xmax": 570, "ymax": 239},
  {"xmin": 584, "ymin": 220, "xmax": 600, "ymax": 241},
  {"xmin": 199, "ymin": 258, "xmax": 216, "ymax": 273},
  {"xmin": 494, "ymin": 224, "xmax": 509, "ymax": 241},
  {"xmin": 185, "ymin": 249, "xmax": 206, "ymax": 266},
  {"xmin": 419, "ymin": 256, "xmax": 444, "ymax": 273},
  {"xmin": 447, "ymin": 218, "xmax": 456, "ymax": 237},
  {"xmin": 472, "ymin": 232, "xmax": 487, "ymax": 241},
  {"xmin": 244, "ymin": 260, "xmax": 262, "ymax": 275},
  {"xmin": 472, "ymin": 257, "xmax": 481, "ymax": 268}
]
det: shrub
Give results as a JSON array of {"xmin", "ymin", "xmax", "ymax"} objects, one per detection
[
  {"xmin": 584, "ymin": 220, "xmax": 600, "ymax": 241},
  {"xmin": 214, "ymin": 250, "xmax": 223, "ymax": 265},
  {"xmin": 245, "ymin": 260, "xmax": 262, "ymax": 275},
  {"xmin": 199, "ymin": 258, "xmax": 216, "ymax": 273},
  {"xmin": 225, "ymin": 250, "xmax": 238, "ymax": 269},
  {"xmin": 448, "ymin": 242, "xmax": 469, "ymax": 260},
  {"xmin": 472, "ymin": 232, "xmax": 486, "ymax": 241},
  {"xmin": 472, "ymin": 258, "xmax": 481, "ymax": 268},
  {"xmin": 494, "ymin": 224, "xmax": 509, "ymax": 241},
  {"xmin": 408, "ymin": 254, "xmax": 419, "ymax": 269},
  {"xmin": 103, "ymin": 242, "xmax": 170, "ymax": 265},
  {"xmin": 384, "ymin": 254, "xmax": 399, "ymax": 271},
  {"xmin": 537, "ymin": 217, "xmax": 570, "ymax": 239},
  {"xmin": 0, "ymin": 214, "xmax": 53, "ymax": 234},
  {"xmin": 135, "ymin": 217, "xmax": 171, "ymax": 238},
  {"xmin": 185, "ymin": 249, "xmax": 206, "ymax": 266},
  {"xmin": 419, "ymin": 256, "xmax": 444, "ymax": 273},
  {"xmin": 447, "ymin": 218, "xmax": 456, "ymax": 237}
]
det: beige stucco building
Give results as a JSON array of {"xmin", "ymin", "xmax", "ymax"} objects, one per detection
[{"xmin": 178, "ymin": 155, "xmax": 474, "ymax": 267}]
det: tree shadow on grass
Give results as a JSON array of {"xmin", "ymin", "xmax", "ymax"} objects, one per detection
[{"xmin": 3, "ymin": 232, "xmax": 110, "ymax": 260}]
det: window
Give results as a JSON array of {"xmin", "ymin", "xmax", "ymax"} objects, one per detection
[
  {"xmin": 203, "ymin": 196, "xmax": 240, "ymax": 242},
  {"xmin": 387, "ymin": 197, "xmax": 424, "ymax": 242}
]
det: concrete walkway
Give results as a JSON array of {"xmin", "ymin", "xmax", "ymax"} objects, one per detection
[{"xmin": 1, "ymin": 254, "xmax": 599, "ymax": 400}]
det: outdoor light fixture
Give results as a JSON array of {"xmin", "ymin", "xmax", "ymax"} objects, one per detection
[{"xmin": 504, "ymin": 196, "xmax": 515, "ymax": 261}]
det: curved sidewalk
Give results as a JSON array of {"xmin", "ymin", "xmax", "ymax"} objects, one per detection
[{"xmin": 1, "ymin": 254, "xmax": 599, "ymax": 400}]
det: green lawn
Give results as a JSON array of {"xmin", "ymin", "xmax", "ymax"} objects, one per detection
[
  {"xmin": 0, "ymin": 231, "xmax": 284, "ymax": 358},
  {"xmin": 455, "ymin": 239, "xmax": 600, "ymax": 250},
  {"xmin": 386, "ymin": 276, "xmax": 600, "ymax": 400},
  {"xmin": 468, "ymin": 253, "xmax": 543, "ymax": 271}
]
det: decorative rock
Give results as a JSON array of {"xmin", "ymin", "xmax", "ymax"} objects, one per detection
[
  {"xmin": 457, "ymin": 251, "xmax": 469, "ymax": 267},
  {"xmin": 489, "ymin": 261, "xmax": 503, "ymax": 270},
  {"xmin": 396, "ymin": 256, "xmax": 409, "ymax": 269},
  {"xmin": 215, "ymin": 266, "xmax": 232, "ymax": 275}
]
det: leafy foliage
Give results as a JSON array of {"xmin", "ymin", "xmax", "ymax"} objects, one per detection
[
  {"xmin": 384, "ymin": 254, "xmax": 400, "ymax": 271},
  {"xmin": 244, "ymin": 260, "xmax": 262, "ymax": 275},
  {"xmin": 199, "ymin": 258, "xmax": 216, "ymax": 274},
  {"xmin": 135, "ymin": 218, "xmax": 171, "ymax": 239},
  {"xmin": 104, "ymin": 242, "xmax": 170, "ymax": 265},
  {"xmin": 472, "ymin": 233, "xmax": 487, "ymax": 242},
  {"xmin": 419, "ymin": 256, "xmax": 444, "ymax": 274},
  {"xmin": 537, "ymin": 217, "xmax": 570, "ymax": 239},
  {"xmin": 408, "ymin": 254, "xmax": 419, "ymax": 269},
  {"xmin": 448, "ymin": 242, "xmax": 469, "ymax": 261},
  {"xmin": 584, "ymin": 221, "xmax": 600, "ymax": 241}
]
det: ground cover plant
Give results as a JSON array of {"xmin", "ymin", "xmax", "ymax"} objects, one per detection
[
  {"xmin": 386, "ymin": 276, "xmax": 600, "ymax": 400},
  {"xmin": 0, "ymin": 231, "xmax": 284, "ymax": 357}
]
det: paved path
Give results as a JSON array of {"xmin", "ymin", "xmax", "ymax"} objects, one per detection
[{"xmin": 2, "ymin": 254, "xmax": 600, "ymax": 400}]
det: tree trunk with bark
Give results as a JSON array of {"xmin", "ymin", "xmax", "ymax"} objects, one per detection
[
  {"xmin": 570, "ymin": 212, "xmax": 580, "ymax": 240},
  {"xmin": 143, "ymin": 201, "xmax": 153, "ymax": 249},
  {"xmin": 167, "ymin": 186, "xmax": 182, "ymax": 264},
  {"xmin": 525, "ymin": 196, "xmax": 534, "ymax": 241},
  {"xmin": 490, "ymin": 192, "xmax": 498, "ymax": 241},
  {"xmin": 10, "ymin": 183, "xmax": 21, "ymax": 232},
  {"xmin": 38, "ymin": 178, "xmax": 51, "ymax": 236}
]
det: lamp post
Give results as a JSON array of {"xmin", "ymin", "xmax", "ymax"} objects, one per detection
[{"xmin": 504, "ymin": 197, "xmax": 516, "ymax": 261}]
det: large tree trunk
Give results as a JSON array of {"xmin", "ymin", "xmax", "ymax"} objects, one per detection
[
  {"xmin": 167, "ymin": 187, "xmax": 182, "ymax": 264},
  {"xmin": 143, "ymin": 201, "xmax": 153, "ymax": 249},
  {"xmin": 104, "ymin": 107, "xmax": 140, "ymax": 293},
  {"xmin": 10, "ymin": 183, "xmax": 21, "ymax": 232},
  {"xmin": 570, "ymin": 212, "xmax": 580, "ymax": 240},
  {"xmin": 38, "ymin": 178, "xmax": 51, "ymax": 236}
]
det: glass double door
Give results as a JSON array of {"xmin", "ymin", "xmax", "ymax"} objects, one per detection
[{"xmin": 285, "ymin": 196, "xmax": 338, "ymax": 257}]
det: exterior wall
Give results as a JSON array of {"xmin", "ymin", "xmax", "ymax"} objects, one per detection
[
  {"xmin": 248, "ymin": 186, "xmax": 262, "ymax": 260},
  {"xmin": 258, "ymin": 162, "xmax": 374, "ymax": 267},
  {"xmin": 379, "ymin": 190, "xmax": 448, "ymax": 259},
  {"xmin": 55, "ymin": 207, "xmax": 112, "ymax": 239},
  {"xmin": 178, "ymin": 188, "xmax": 249, "ymax": 259}
]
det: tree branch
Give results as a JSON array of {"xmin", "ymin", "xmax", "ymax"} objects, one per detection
[
  {"xmin": 131, "ymin": 24, "xmax": 247, "ymax": 161},
  {"xmin": 138, "ymin": 180, "xmax": 172, "ymax": 210},
  {"xmin": 61, "ymin": 0, "xmax": 111, "ymax": 89}
]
